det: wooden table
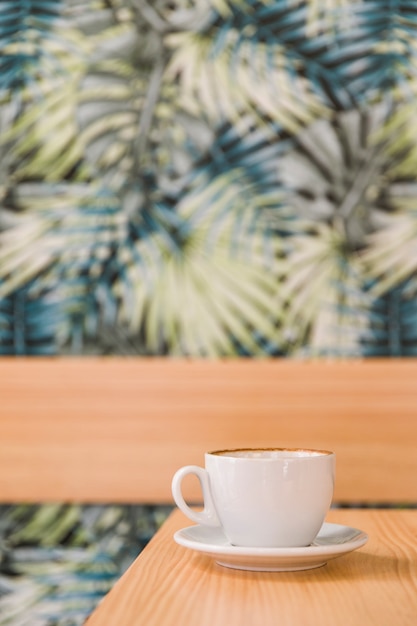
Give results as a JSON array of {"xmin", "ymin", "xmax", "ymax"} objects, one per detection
[{"xmin": 86, "ymin": 509, "xmax": 417, "ymax": 626}]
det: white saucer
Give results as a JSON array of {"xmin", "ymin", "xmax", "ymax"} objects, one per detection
[{"xmin": 174, "ymin": 522, "xmax": 368, "ymax": 571}]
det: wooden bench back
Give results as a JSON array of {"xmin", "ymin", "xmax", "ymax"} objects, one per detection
[{"xmin": 1, "ymin": 358, "xmax": 416, "ymax": 504}]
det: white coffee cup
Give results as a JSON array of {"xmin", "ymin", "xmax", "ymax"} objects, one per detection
[{"xmin": 172, "ymin": 448, "xmax": 335, "ymax": 548}]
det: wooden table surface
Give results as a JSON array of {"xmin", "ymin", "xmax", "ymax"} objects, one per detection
[{"xmin": 86, "ymin": 508, "xmax": 417, "ymax": 626}]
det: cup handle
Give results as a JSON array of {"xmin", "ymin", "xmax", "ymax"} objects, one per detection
[{"xmin": 171, "ymin": 465, "xmax": 220, "ymax": 527}]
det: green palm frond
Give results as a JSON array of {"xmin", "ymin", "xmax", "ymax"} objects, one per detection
[
  {"xmin": 277, "ymin": 224, "xmax": 369, "ymax": 356},
  {"xmin": 0, "ymin": 173, "xmax": 283, "ymax": 356},
  {"xmin": 167, "ymin": 15, "xmax": 328, "ymax": 134},
  {"xmin": 126, "ymin": 223, "xmax": 282, "ymax": 356},
  {"xmin": 0, "ymin": 180, "xmax": 146, "ymax": 355},
  {"xmin": 167, "ymin": 0, "xmax": 417, "ymax": 131},
  {"xmin": 0, "ymin": 73, "xmax": 89, "ymax": 183},
  {"xmin": 3, "ymin": 505, "xmax": 85, "ymax": 548},
  {"xmin": 305, "ymin": 0, "xmax": 351, "ymax": 32},
  {"xmin": 177, "ymin": 115, "xmax": 297, "ymax": 243},
  {"xmin": 0, "ymin": 182, "xmax": 127, "ymax": 353},
  {"xmin": 77, "ymin": 54, "xmax": 157, "ymax": 184},
  {"xmin": 2, "ymin": 0, "xmax": 417, "ymax": 358},
  {"xmin": 0, "ymin": 183, "xmax": 123, "ymax": 296},
  {"xmin": 0, "ymin": 3, "xmax": 92, "ymax": 181},
  {"xmin": 0, "ymin": 281, "xmax": 67, "ymax": 355},
  {"xmin": 107, "ymin": 175, "xmax": 285, "ymax": 356},
  {"xmin": 0, "ymin": 504, "xmax": 172, "ymax": 626},
  {"xmin": 362, "ymin": 206, "xmax": 417, "ymax": 297},
  {"xmin": 361, "ymin": 3, "xmax": 417, "ymax": 169},
  {"xmin": 276, "ymin": 104, "xmax": 391, "ymax": 237},
  {"xmin": 75, "ymin": 4, "xmax": 212, "ymax": 187},
  {"xmin": 373, "ymin": 73, "xmax": 417, "ymax": 180},
  {"xmin": 0, "ymin": 0, "xmax": 66, "ymax": 93},
  {"xmin": 360, "ymin": 279, "xmax": 417, "ymax": 356}
]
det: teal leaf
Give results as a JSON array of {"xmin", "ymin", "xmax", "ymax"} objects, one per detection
[{"xmin": 361, "ymin": 280, "xmax": 417, "ymax": 356}]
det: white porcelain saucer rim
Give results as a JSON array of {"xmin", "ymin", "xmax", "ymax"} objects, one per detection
[{"xmin": 174, "ymin": 522, "xmax": 368, "ymax": 558}]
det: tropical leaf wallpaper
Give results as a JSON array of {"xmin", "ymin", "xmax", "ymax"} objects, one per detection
[
  {"xmin": 2, "ymin": 0, "xmax": 417, "ymax": 624},
  {"xmin": 1, "ymin": 0, "xmax": 417, "ymax": 357},
  {"xmin": 0, "ymin": 503, "xmax": 172, "ymax": 625}
]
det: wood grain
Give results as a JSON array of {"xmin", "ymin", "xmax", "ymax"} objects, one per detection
[
  {"xmin": 85, "ymin": 509, "xmax": 417, "ymax": 626},
  {"xmin": 1, "ymin": 358, "xmax": 416, "ymax": 503}
]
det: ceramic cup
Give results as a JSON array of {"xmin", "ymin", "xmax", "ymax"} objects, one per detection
[{"xmin": 171, "ymin": 448, "xmax": 335, "ymax": 548}]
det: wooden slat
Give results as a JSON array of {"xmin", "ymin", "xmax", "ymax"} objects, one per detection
[
  {"xmin": 86, "ymin": 509, "xmax": 417, "ymax": 626},
  {"xmin": 0, "ymin": 358, "xmax": 416, "ymax": 503}
]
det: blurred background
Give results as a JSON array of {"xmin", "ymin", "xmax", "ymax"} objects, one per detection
[
  {"xmin": 1, "ymin": 1, "xmax": 417, "ymax": 624},
  {"xmin": 2, "ymin": 0, "xmax": 417, "ymax": 358}
]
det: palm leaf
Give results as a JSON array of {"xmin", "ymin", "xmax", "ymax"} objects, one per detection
[
  {"xmin": 0, "ymin": 182, "xmax": 126, "ymax": 353},
  {"xmin": 167, "ymin": 7, "xmax": 328, "ymax": 134},
  {"xmin": 362, "ymin": 207, "xmax": 417, "ymax": 297},
  {"xmin": 118, "ymin": 205, "xmax": 283, "ymax": 356},
  {"xmin": 0, "ymin": 281, "xmax": 68, "ymax": 355},
  {"xmin": 373, "ymin": 67, "xmax": 417, "ymax": 180},
  {"xmin": 2, "ymin": 0, "xmax": 417, "ymax": 360},
  {"xmin": 0, "ymin": 173, "xmax": 283, "ymax": 355},
  {"xmin": 0, "ymin": 504, "xmax": 172, "ymax": 626},
  {"xmin": 0, "ymin": 183, "xmax": 123, "ymax": 295},
  {"xmin": 0, "ymin": 2, "xmax": 92, "ymax": 181},
  {"xmin": 301, "ymin": 0, "xmax": 417, "ymax": 106},
  {"xmin": 0, "ymin": 0, "xmax": 65, "ymax": 92},
  {"xmin": 74, "ymin": 1, "xmax": 180, "ymax": 185},
  {"xmin": 0, "ymin": 72, "xmax": 89, "ymax": 182},
  {"xmin": 176, "ymin": 115, "xmax": 298, "ymax": 247},
  {"xmin": 167, "ymin": 0, "xmax": 417, "ymax": 131},
  {"xmin": 76, "ymin": 56, "xmax": 149, "ymax": 184},
  {"xmin": 356, "ymin": 1, "xmax": 417, "ymax": 154},
  {"xmin": 360, "ymin": 279, "xmax": 417, "ymax": 356},
  {"xmin": 276, "ymin": 224, "xmax": 370, "ymax": 356}
]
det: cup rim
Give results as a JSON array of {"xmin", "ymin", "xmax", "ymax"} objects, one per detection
[{"xmin": 207, "ymin": 447, "xmax": 334, "ymax": 458}]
